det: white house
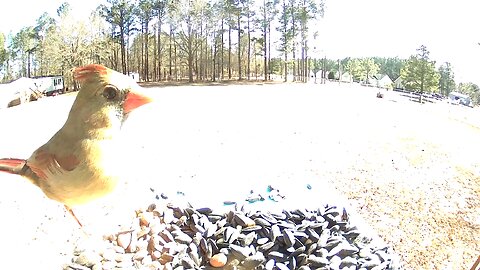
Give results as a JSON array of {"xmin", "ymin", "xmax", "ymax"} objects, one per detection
[
  {"xmin": 365, "ymin": 74, "xmax": 393, "ymax": 89},
  {"xmin": 338, "ymin": 72, "xmax": 353, "ymax": 82},
  {"xmin": 394, "ymin": 77, "xmax": 403, "ymax": 89},
  {"xmin": 375, "ymin": 74, "xmax": 393, "ymax": 89}
]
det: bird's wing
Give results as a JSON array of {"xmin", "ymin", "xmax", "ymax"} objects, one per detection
[{"xmin": 29, "ymin": 150, "xmax": 79, "ymax": 179}]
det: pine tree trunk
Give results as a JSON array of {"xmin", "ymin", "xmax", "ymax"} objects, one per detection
[
  {"xmin": 27, "ymin": 52, "xmax": 31, "ymax": 78},
  {"xmin": 263, "ymin": 0, "xmax": 267, "ymax": 81},
  {"xmin": 169, "ymin": 26, "xmax": 173, "ymax": 80},
  {"xmin": 145, "ymin": 21, "xmax": 149, "ymax": 82},
  {"xmin": 174, "ymin": 43, "xmax": 177, "ymax": 80},
  {"xmin": 284, "ymin": 51, "xmax": 288, "ymax": 82},
  {"xmin": 158, "ymin": 18, "xmax": 162, "ymax": 80},
  {"xmin": 291, "ymin": 4, "xmax": 296, "ymax": 82},
  {"xmin": 268, "ymin": 23, "xmax": 272, "ymax": 81},
  {"xmin": 304, "ymin": 41, "xmax": 308, "ymax": 83},
  {"xmin": 221, "ymin": 20, "xmax": 224, "ymax": 80},
  {"xmin": 247, "ymin": 10, "xmax": 251, "ymax": 80},
  {"xmin": 153, "ymin": 25, "xmax": 157, "ymax": 81},
  {"xmin": 205, "ymin": 30, "xmax": 208, "ymax": 81},
  {"xmin": 237, "ymin": 12, "xmax": 242, "ymax": 80},
  {"xmin": 120, "ymin": 24, "xmax": 127, "ymax": 74},
  {"xmin": 228, "ymin": 24, "xmax": 232, "ymax": 79},
  {"xmin": 140, "ymin": 20, "xmax": 144, "ymax": 80},
  {"xmin": 212, "ymin": 37, "xmax": 216, "ymax": 82},
  {"xmin": 199, "ymin": 23, "xmax": 203, "ymax": 81}
]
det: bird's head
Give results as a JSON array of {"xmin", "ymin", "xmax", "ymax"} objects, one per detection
[{"xmin": 66, "ymin": 64, "xmax": 152, "ymax": 137}]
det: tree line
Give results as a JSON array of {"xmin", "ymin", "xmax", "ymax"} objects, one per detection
[
  {"xmin": 0, "ymin": 1, "xmax": 478, "ymax": 104},
  {"xmin": 0, "ymin": 0, "xmax": 324, "ymax": 86},
  {"xmin": 318, "ymin": 45, "xmax": 480, "ymax": 104}
]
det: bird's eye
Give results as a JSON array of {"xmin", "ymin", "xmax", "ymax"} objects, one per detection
[{"xmin": 102, "ymin": 86, "xmax": 118, "ymax": 100}]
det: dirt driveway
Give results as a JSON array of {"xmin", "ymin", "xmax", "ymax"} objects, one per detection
[{"xmin": 0, "ymin": 82, "xmax": 478, "ymax": 269}]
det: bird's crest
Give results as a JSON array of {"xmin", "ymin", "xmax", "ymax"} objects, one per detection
[{"xmin": 74, "ymin": 64, "xmax": 108, "ymax": 82}]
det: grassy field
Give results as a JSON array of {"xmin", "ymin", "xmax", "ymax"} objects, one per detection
[{"xmin": 0, "ymin": 82, "xmax": 478, "ymax": 269}]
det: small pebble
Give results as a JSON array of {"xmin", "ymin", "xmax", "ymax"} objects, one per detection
[{"xmin": 74, "ymin": 251, "xmax": 102, "ymax": 267}]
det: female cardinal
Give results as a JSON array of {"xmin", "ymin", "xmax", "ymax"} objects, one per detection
[{"xmin": 0, "ymin": 64, "xmax": 152, "ymax": 226}]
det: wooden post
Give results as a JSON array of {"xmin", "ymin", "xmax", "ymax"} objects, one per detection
[{"xmin": 471, "ymin": 255, "xmax": 480, "ymax": 270}]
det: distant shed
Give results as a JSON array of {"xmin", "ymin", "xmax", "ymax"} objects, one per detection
[{"xmin": 32, "ymin": 75, "xmax": 64, "ymax": 95}]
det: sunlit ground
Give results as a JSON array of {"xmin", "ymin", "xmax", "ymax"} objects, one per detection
[{"xmin": 0, "ymin": 82, "xmax": 478, "ymax": 269}]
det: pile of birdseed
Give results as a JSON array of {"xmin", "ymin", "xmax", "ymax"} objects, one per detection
[{"xmin": 63, "ymin": 186, "xmax": 402, "ymax": 270}]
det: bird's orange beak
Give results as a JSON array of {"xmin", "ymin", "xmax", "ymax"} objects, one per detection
[{"xmin": 124, "ymin": 90, "xmax": 153, "ymax": 114}]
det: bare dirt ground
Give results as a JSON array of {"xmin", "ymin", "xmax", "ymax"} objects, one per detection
[{"xmin": 0, "ymin": 82, "xmax": 478, "ymax": 269}]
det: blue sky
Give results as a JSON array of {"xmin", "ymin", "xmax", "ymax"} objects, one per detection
[{"xmin": 1, "ymin": 0, "xmax": 479, "ymax": 84}]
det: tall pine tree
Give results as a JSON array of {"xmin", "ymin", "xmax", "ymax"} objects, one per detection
[
  {"xmin": 438, "ymin": 62, "xmax": 455, "ymax": 96},
  {"xmin": 400, "ymin": 45, "xmax": 439, "ymax": 103}
]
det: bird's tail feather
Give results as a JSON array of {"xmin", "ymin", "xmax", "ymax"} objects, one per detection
[{"xmin": 0, "ymin": 158, "xmax": 27, "ymax": 175}]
